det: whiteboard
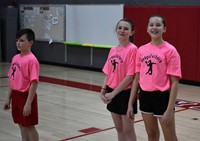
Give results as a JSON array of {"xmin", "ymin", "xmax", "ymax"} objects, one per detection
[
  {"xmin": 66, "ymin": 4, "xmax": 124, "ymax": 46},
  {"xmin": 19, "ymin": 4, "xmax": 66, "ymax": 42}
]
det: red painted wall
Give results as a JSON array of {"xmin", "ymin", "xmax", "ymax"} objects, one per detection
[
  {"xmin": 124, "ymin": 6, "xmax": 200, "ymax": 82},
  {"xmin": 197, "ymin": 12, "xmax": 200, "ymax": 82}
]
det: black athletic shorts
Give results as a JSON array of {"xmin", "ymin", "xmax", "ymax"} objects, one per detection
[
  {"xmin": 106, "ymin": 86, "xmax": 137, "ymax": 115},
  {"xmin": 139, "ymin": 88, "xmax": 171, "ymax": 117}
]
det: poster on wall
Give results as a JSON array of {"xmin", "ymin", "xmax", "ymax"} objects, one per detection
[{"xmin": 19, "ymin": 4, "xmax": 66, "ymax": 43}]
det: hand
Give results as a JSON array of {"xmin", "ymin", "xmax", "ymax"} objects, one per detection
[
  {"xmin": 104, "ymin": 92, "xmax": 115, "ymax": 101},
  {"xmin": 4, "ymin": 104, "xmax": 11, "ymax": 110},
  {"xmin": 127, "ymin": 105, "xmax": 134, "ymax": 119},
  {"xmin": 160, "ymin": 109, "xmax": 174, "ymax": 125},
  {"xmin": 23, "ymin": 103, "xmax": 32, "ymax": 116},
  {"xmin": 100, "ymin": 93, "xmax": 111, "ymax": 104},
  {"xmin": 4, "ymin": 99, "xmax": 11, "ymax": 110}
]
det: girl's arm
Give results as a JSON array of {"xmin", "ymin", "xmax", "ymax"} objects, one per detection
[
  {"xmin": 101, "ymin": 76, "xmax": 107, "ymax": 90},
  {"xmin": 167, "ymin": 76, "xmax": 179, "ymax": 111},
  {"xmin": 127, "ymin": 73, "xmax": 139, "ymax": 118},
  {"xmin": 23, "ymin": 80, "xmax": 38, "ymax": 116},
  {"xmin": 161, "ymin": 75, "xmax": 179, "ymax": 125},
  {"xmin": 100, "ymin": 76, "xmax": 109, "ymax": 103},
  {"xmin": 105, "ymin": 74, "xmax": 134, "ymax": 101}
]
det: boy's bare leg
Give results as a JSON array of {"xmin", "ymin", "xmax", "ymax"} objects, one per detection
[
  {"xmin": 19, "ymin": 125, "xmax": 39, "ymax": 141},
  {"xmin": 27, "ymin": 126, "xmax": 39, "ymax": 141},
  {"xmin": 19, "ymin": 124, "xmax": 29, "ymax": 141}
]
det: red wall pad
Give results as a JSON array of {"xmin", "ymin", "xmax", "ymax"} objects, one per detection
[
  {"xmin": 124, "ymin": 6, "xmax": 159, "ymax": 47},
  {"xmin": 176, "ymin": 7, "xmax": 199, "ymax": 81},
  {"xmin": 124, "ymin": 6, "xmax": 200, "ymax": 81},
  {"xmin": 198, "ymin": 12, "xmax": 200, "ymax": 82}
]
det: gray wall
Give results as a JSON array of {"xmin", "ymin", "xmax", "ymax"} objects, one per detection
[
  {"xmin": 0, "ymin": 7, "xmax": 18, "ymax": 62},
  {"xmin": 1, "ymin": 0, "xmax": 200, "ymax": 70},
  {"xmin": 1, "ymin": 0, "xmax": 200, "ymax": 6},
  {"xmin": 0, "ymin": 21, "xmax": 1, "ymax": 62}
]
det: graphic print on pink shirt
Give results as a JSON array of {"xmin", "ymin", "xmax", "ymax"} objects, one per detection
[
  {"xmin": 111, "ymin": 59, "xmax": 119, "ymax": 72},
  {"xmin": 136, "ymin": 41, "xmax": 182, "ymax": 91},
  {"xmin": 145, "ymin": 60, "xmax": 156, "ymax": 75},
  {"xmin": 8, "ymin": 52, "xmax": 39, "ymax": 92},
  {"xmin": 103, "ymin": 43, "xmax": 137, "ymax": 89},
  {"xmin": 10, "ymin": 65, "xmax": 17, "ymax": 80}
]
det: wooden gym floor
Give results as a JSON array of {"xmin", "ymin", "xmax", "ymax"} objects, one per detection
[{"xmin": 0, "ymin": 62, "xmax": 200, "ymax": 141}]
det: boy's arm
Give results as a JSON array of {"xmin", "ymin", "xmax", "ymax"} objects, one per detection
[
  {"xmin": 4, "ymin": 88, "xmax": 12, "ymax": 110},
  {"xmin": 23, "ymin": 80, "xmax": 38, "ymax": 116}
]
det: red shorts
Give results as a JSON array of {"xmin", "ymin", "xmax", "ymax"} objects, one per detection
[{"xmin": 11, "ymin": 90, "xmax": 38, "ymax": 127}]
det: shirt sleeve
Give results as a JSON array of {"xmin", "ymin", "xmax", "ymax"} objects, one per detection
[
  {"xmin": 29, "ymin": 59, "xmax": 40, "ymax": 82},
  {"xmin": 126, "ymin": 47, "xmax": 138, "ymax": 75},
  {"xmin": 102, "ymin": 48, "xmax": 112, "ymax": 75},
  {"xmin": 166, "ymin": 48, "xmax": 182, "ymax": 79},
  {"xmin": 135, "ymin": 49, "xmax": 141, "ymax": 73}
]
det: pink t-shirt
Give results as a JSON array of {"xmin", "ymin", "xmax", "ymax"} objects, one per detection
[
  {"xmin": 136, "ymin": 41, "xmax": 182, "ymax": 91},
  {"xmin": 8, "ymin": 52, "xmax": 40, "ymax": 92},
  {"xmin": 103, "ymin": 43, "xmax": 138, "ymax": 89}
]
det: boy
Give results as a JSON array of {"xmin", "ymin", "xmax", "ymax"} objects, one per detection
[{"xmin": 4, "ymin": 28, "xmax": 39, "ymax": 141}]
